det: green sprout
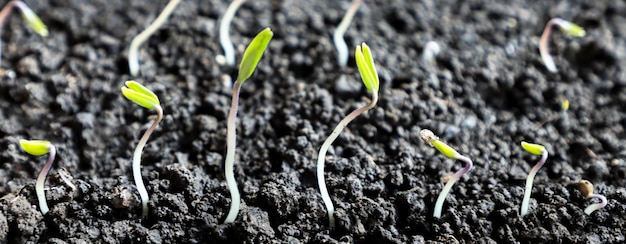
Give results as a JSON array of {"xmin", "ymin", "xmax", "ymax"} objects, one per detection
[
  {"xmin": 519, "ymin": 141, "xmax": 548, "ymax": 216},
  {"xmin": 223, "ymin": 27, "xmax": 273, "ymax": 224},
  {"xmin": 121, "ymin": 80, "xmax": 163, "ymax": 218},
  {"xmin": 128, "ymin": 0, "xmax": 182, "ymax": 76},
  {"xmin": 333, "ymin": 0, "xmax": 362, "ymax": 68},
  {"xmin": 317, "ymin": 42, "xmax": 379, "ymax": 229},
  {"xmin": 578, "ymin": 180, "xmax": 608, "ymax": 215},
  {"xmin": 419, "ymin": 129, "xmax": 473, "ymax": 218},
  {"xmin": 217, "ymin": 0, "xmax": 246, "ymax": 66},
  {"xmin": 0, "ymin": 1, "xmax": 48, "ymax": 63},
  {"xmin": 19, "ymin": 139, "xmax": 55, "ymax": 214},
  {"xmin": 539, "ymin": 17, "xmax": 585, "ymax": 73}
]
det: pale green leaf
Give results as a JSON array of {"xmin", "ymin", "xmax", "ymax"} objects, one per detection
[
  {"xmin": 237, "ymin": 28, "xmax": 273, "ymax": 83},
  {"xmin": 355, "ymin": 43, "xmax": 379, "ymax": 93},
  {"xmin": 20, "ymin": 139, "xmax": 51, "ymax": 156},
  {"xmin": 521, "ymin": 141, "xmax": 545, "ymax": 156},
  {"xmin": 20, "ymin": 7, "xmax": 48, "ymax": 37},
  {"xmin": 121, "ymin": 80, "xmax": 160, "ymax": 110},
  {"xmin": 432, "ymin": 140, "xmax": 460, "ymax": 160}
]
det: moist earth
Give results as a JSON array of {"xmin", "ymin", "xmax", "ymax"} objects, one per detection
[{"xmin": 0, "ymin": 0, "xmax": 625, "ymax": 243}]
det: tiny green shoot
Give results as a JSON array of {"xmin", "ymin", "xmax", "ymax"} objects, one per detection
[
  {"xmin": 121, "ymin": 80, "xmax": 163, "ymax": 218},
  {"xmin": 223, "ymin": 28, "xmax": 273, "ymax": 224},
  {"xmin": 519, "ymin": 141, "xmax": 548, "ymax": 216},
  {"xmin": 217, "ymin": 0, "xmax": 246, "ymax": 66},
  {"xmin": 539, "ymin": 17, "xmax": 585, "ymax": 73},
  {"xmin": 333, "ymin": 0, "xmax": 363, "ymax": 68},
  {"xmin": 128, "ymin": 0, "xmax": 182, "ymax": 76},
  {"xmin": 578, "ymin": 179, "xmax": 607, "ymax": 215},
  {"xmin": 19, "ymin": 139, "xmax": 55, "ymax": 214},
  {"xmin": 0, "ymin": 1, "xmax": 48, "ymax": 63},
  {"xmin": 317, "ymin": 42, "xmax": 379, "ymax": 229},
  {"xmin": 419, "ymin": 129, "xmax": 473, "ymax": 218}
]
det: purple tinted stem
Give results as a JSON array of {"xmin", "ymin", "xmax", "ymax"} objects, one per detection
[
  {"xmin": 434, "ymin": 154, "xmax": 472, "ymax": 218},
  {"xmin": 35, "ymin": 144, "xmax": 55, "ymax": 214}
]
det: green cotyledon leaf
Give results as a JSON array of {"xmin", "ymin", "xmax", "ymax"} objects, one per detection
[
  {"xmin": 19, "ymin": 6, "xmax": 48, "ymax": 37},
  {"xmin": 121, "ymin": 80, "xmax": 160, "ymax": 110},
  {"xmin": 521, "ymin": 141, "xmax": 545, "ymax": 156},
  {"xmin": 355, "ymin": 42, "xmax": 379, "ymax": 93},
  {"xmin": 237, "ymin": 28, "xmax": 273, "ymax": 83},
  {"xmin": 20, "ymin": 139, "xmax": 51, "ymax": 156}
]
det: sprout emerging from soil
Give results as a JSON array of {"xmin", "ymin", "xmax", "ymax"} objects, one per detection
[
  {"xmin": 128, "ymin": 0, "xmax": 182, "ymax": 76},
  {"xmin": 19, "ymin": 139, "xmax": 56, "ymax": 214},
  {"xmin": 317, "ymin": 42, "xmax": 379, "ymax": 229},
  {"xmin": 578, "ymin": 180, "xmax": 608, "ymax": 215},
  {"xmin": 519, "ymin": 141, "xmax": 548, "ymax": 216},
  {"xmin": 419, "ymin": 129, "xmax": 473, "ymax": 218},
  {"xmin": 539, "ymin": 17, "xmax": 585, "ymax": 73},
  {"xmin": 223, "ymin": 28, "xmax": 273, "ymax": 224},
  {"xmin": 217, "ymin": 0, "xmax": 246, "ymax": 66},
  {"xmin": 333, "ymin": 0, "xmax": 363, "ymax": 68},
  {"xmin": 121, "ymin": 80, "xmax": 163, "ymax": 218},
  {"xmin": 0, "ymin": 0, "xmax": 48, "ymax": 63},
  {"xmin": 422, "ymin": 41, "xmax": 441, "ymax": 65}
]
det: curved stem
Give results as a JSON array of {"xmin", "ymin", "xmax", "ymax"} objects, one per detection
[
  {"xmin": 219, "ymin": 0, "xmax": 246, "ymax": 66},
  {"xmin": 128, "ymin": 0, "xmax": 182, "ymax": 76},
  {"xmin": 317, "ymin": 91, "xmax": 378, "ymax": 229},
  {"xmin": 539, "ymin": 18, "xmax": 567, "ymax": 73},
  {"xmin": 224, "ymin": 81, "xmax": 242, "ymax": 223},
  {"xmin": 433, "ymin": 177, "xmax": 457, "ymax": 218},
  {"xmin": 35, "ymin": 144, "xmax": 55, "ymax": 214},
  {"xmin": 132, "ymin": 105, "xmax": 163, "ymax": 218},
  {"xmin": 333, "ymin": 0, "xmax": 362, "ymax": 68},
  {"xmin": 584, "ymin": 193, "xmax": 607, "ymax": 215},
  {"xmin": 520, "ymin": 149, "xmax": 548, "ymax": 216},
  {"xmin": 433, "ymin": 154, "xmax": 472, "ymax": 218}
]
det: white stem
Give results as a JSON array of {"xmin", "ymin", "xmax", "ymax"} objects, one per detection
[
  {"xmin": 132, "ymin": 106, "xmax": 163, "ymax": 218},
  {"xmin": 333, "ymin": 0, "xmax": 362, "ymax": 68},
  {"xmin": 224, "ymin": 81, "xmax": 242, "ymax": 223},
  {"xmin": 317, "ymin": 92, "xmax": 378, "ymax": 229},
  {"xmin": 584, "ymin": 193, "xmax": 607, "ymax": 215},
  {"xmin": 520, "ymin": 150, "xmax": 548, "ymax": 216},
  {"xmin": 219, "ymin": 0, "xmax": 246, "ymax": 66},
  {"xmin": 433, "ymin": 177, "xmax": 458, "ymax": 218},
  {"xmin": 128, "ymin": 0, "xmax": 182, "ymax": 76},
  {"xmin": 36, "ymin": 144, "xmax": 56, "ymax": 215}
]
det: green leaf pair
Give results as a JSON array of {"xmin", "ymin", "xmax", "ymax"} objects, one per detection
[
  {"xmin": 355, "ymin": 43, "xmax": 379, "ymax": 93},
  {"xmin": 521, "ymin": 141, "xmax": 545, "ymax": 156},
  {"xmin": 558, "ymin": 20, "xmax": 586, "ymax": 37},
  {"xmin": 20, "ymin": 6, "xmax": 48, "ymax": 37},
  {"xmin": 20, "ymin": 139, "xmax": 51, "ymax": 156},
  {"xmin": 237, "ymin": 28, "xmax": 274, "ymax": 83},
  {"xmin": 121, "ymin": 81, "xmax": 160, "ymax": 110}
]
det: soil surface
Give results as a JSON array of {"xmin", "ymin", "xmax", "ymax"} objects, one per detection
[{"xmin": 1, "ymin": 0, "xmax": 625, "ymax": 243}]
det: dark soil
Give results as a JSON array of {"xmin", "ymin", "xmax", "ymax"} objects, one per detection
[{"xmin": 1, "ymin": 0, "xmax": 625, "ymax": 243}]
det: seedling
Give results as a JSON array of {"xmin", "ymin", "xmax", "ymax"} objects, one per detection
[
  {"xmin": 128, "ymin": 0, "xmax": 182, "ymax": 76},
  {"xmin": 217, "ymin": 0, "xmax": 246, "ymax": 66},
  {"xmin": 422, "ymin": 41, "xmax": 441, "ymax": 65},
  {"xmin": 333, "ymin": 0, "xmax": 362, "ymax": 68},
  {"xmin": 223, "ymin": 28, "xmax": 273, "ymax": 224},
  {"xmin": 121, "ymin": 80, "xmax": 163, "ymax": 218},
  {"xmin": 0, "ymin": 0, "xmax": 48, "ymax": 63},
  {"xmin": 539, "ymin": 17, "xmax": 585, "ymax": 73},
  {"xmin": 19, "ymin": 139, "xmax": 55, "ymax": 214},
  {"xmin": 519, "ymin": 141, "xmax": 548, "ymax": 216},
  {"xmin": 317, "ymin": 42, "xmax": 379, "ymax": 229},
  {"xmin": 419, "ymin": 129, "xmax": 473, "ymax": 218},
  {"xmin": 578, "ymin": 180, "xmax": 607, "ymax": 215}
]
